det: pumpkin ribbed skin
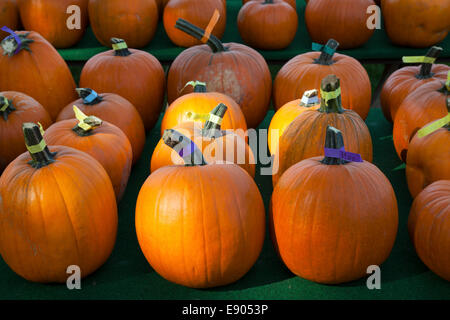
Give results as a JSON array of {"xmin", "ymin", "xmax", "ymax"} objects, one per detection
[
  {"xmin": 57, "ymin": 92, "xmax": 145, "ymax": 165},
  {"xmin": 163, "ymin": 0, "xmax": 226, "ymax": 48},
  {"xmin": 392, "ymin": 81, "xmax": 448, "ymax": 162},
  {"xmin": 151, "ymin": 122, "xmax": 255, "ymax": 177},
  {"xmin": 272, "ymin": 157, "xmax": 398, "ymax": 284},
  {"xmin": 136, "ymin": 163, "xmax": 265, "ymax": 288},
  {"xmin": 18, "ymin": 0, "xmax": 88, "ymax": 48},
  {"xmin": 0, "ymin": 145, "xmax": 118, "ymax": 283},
  {"xmin": 0, "ymin": 91, "xmax": 52, "ymax": 172},
  {"xmin": 237, "ymin": 0, "xmax": 298, "ymax": 50},
  {"xmin": 408, "ymin": 180, "xmax": 450, "ymax": 281},
  {"xmin": 44, "ymin": 119, "xmax": 133, "ymax": 201},
  {"xmin": 0, "ymin": 31, "xmax": 77, "ymax": 120},
  {"xmin": 382, "ymin": 0, "xmax": 450, "ymax": 48},
  {"xmin": 79, "ymin": 48, "xmax": 165, "ymax": 132},
  {"xmin": 88, "ymin": 0, "xmax": 158, "ymax": 48},
  {"xmin": 242, "ymin": 0, "xmax": 295, "ymax": 8},
  {"xmin": 406, "ymin": 127, "xmax": 450, "ymax": 198},
  {"xmin": 0, "ymin": 0, "xmax": 20, "ymax": 39},
  {"xmin": 380, "ymin": 64, "xmax": 449, "ymax": 122},
  {"xmin": 305, "ymin": 0, "xmax": 375, "ymax": 49},
  {"xmin": 273, "ymin": 52, "xmax": 371, "ymax": 120}
]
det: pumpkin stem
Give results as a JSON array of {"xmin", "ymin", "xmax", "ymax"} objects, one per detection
[
  {"xmin": 0, "ymin": 95, "xmax": 15, "ymax": 121},
  {"xmin": 202, "ymin": 103, "xmax": 227, "ymax": 138},
  {"xmin": 321, "ymin": 126, "xmax": 348, "ymax": 165},
  {"xmin": 72, "ymin": 105, "xmax": 103, "ymax": 137},
  {"xmin": 183, "ymin": 81, "xmax": 208, "ymax": 93},
  {"xmin": 299, "ymin": 89, "xmax": 319, "ymax": 107},
  {"xmin": 163, "ymin": 129, "xmax": 207, "ymax": 166},
  {"xmin": 76, "ymin": 88, "xmax": 103, "ymax": 105},
  {"xmin": 263, "ymin": 0, "xmax": 274, "ymax": 3},
  {"xmin": 175, "ymin": 18, "xmax": 226, "ymax": 53},
  {"xmin": 417, "ymin": 46, "xmax": 442, "ymax": 79},
  {"xmin": 1, "ymin": 32, "xmax": 34, "ymax": 57},
  {"xmin": 314, "ymin": 39, "xmax": 339, "ymax": 66},
  {"xmin": 23, "ymin": 122, "xmax": 56, "ymax": 169},
  {"xmin": 111, "ymin": 38, "xmax": 132, "ymax": 56},
  {"xmin": 319, "ymin": 75, "xmax": 344, "ymax": 113}
]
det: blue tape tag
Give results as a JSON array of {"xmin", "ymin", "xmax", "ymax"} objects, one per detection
[
  {"xmin": 83, "ymin": 90, "xmax": 98, "ymax": 104},
  {"xmin": 1, "ymin": 26, "xmax": 21, "ymax": 54},
  {"xmin": 312, "ymin": 42, "xmax": 336, "ymax": 56},
  {"xmin": 324, "ymin": 147, "xmax": 363, "ymax": 163}
]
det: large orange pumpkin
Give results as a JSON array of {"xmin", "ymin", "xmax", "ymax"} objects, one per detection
[
  {"xmin": 152, "ymin": 104, "xmax": 255, "ymax": 177},
  {"xmin": 168, "ymin": 19, "xmax": 272, "ymax": 128},
  {"xmin": 273, "ymin": 39, "xmax": 372, "ymax": 120},
  {"xmin": 380, "ymin": 46, "xmax": 449, "ymax": 122},
  {"xmin": 0, "ymin": 0, "xmax": 20, "ymax": 40},
  {"xmin": 305, "ymin": 0, "xmax": 376, "ymax": 49},
  {"xmin": 163, "ymin": 0, "xmax": 226, "ymax": 48},
  {"xmin": 0, "ymin": 31, "xmax": 77, "ymax": 120},
  {"xmin": 408, "ymin": 180, "xmax": 450, "ymax": 281},
  {"xmin": 271, "ymin": 126, "xmax": 398, "ymax": 284},
  {"xmin": 0, "ymin": 123, "xmax": 118, "ymax": 283},
  {"xmin": 406, "ymin": 124, "xmax": 450, "ymax": 198},
  {"xmin": 161, "ymin": 81, "xmax": 247, "ymax": 137},
  {"xmin": 237, "ymin": 0, "xmax": 298, "ymax": 50},
  {"xmin": 136, "ymin": 129, "xmax": 265, "ymax": 288},
  {"xmin": 382, "ymin": 0, "xmax": 450, "ymax": 48},
  {"xmin": 268, "ymin": 89, "xmax": 320, "ymax": 155},
  {"xmin": 242, "ymin": 0, "xmax": 295, "ymax": 8},
  {"xmin": 56, "ymin": 88, "xmax": 146, "ymax": 165},
  {"xmin": 88, "ymin": 0, "xmax": 158, "ymax": 48},
  {"xmin": 79, "ymin": 38, "xmax": 165, "ymax": 131},
  {"xmin": 273, "ymin": 75, "xmax": 373, "ymax": 186},
  {"xmin": 45, "ymin": 107, "xmax": 132, "ymax": 201},
  {"xmin": 0, "ymin": 91, "xmax": 52, "ymax": 172},
  {"xmin": 17, "ymin": 0, "xmax": 88, "ymax": 48},
  {"xmin": 393, "ymin": 79, "xmax": 449, "ymax": 162}
]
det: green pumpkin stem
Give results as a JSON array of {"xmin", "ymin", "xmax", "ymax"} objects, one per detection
[
  {"xmin": 319, "ymin": 75, "xmax": 344, "ymax": 113},
  {"xmin": 23, "ymin": 123, "xmax": 56, "ymax": 169},
  {"xmin": 175, "ymin": 18, "xmax": 226, "ymax": 53},
  {"xmin": 264, "ymin": 0, "xmax": 274, "ymax": 3},
  {"xmin": 321, "ymin": 126, "xmax": 348, "ymax": 166},
  {"xmin": 0, "ymin": 95, "xmax": 15, "ymax": 121},
  {"xmin": 1, "ymin": 32, "xmax": 34, "ymax": 57},
  {"xmin": 314, "ymin": 39, "xmax": 339, "ymax": 66},
  {"xmin": 111, "ymin": 38, "xmax": 132, "ymax": 56},
  {"xmin": 417, "ymin": 46, "xmax": 442, "ymax": 79},
  {"xmin": 202, "ymin": 103, "xmax": 227, "ymax": 138},
  {"xmin": 163, "ymin": 129, "xmax": 207, "ymax": 166},
  {"xmin": 76, "ymin": 88, "xmax": 103, "ymax": 105}
]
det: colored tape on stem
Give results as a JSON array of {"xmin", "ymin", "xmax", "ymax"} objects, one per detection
[
  {"xmin": 402, "ymin": 56, "xmax": 436, "ymax": 64},
  {"xmin": 26, "ymin": 139, "xmax": 47, "ymax": 154},
  {"xmin": 320, "ymin": 87, "xmax": 341, "ymax": 106},
  {"xmin": 37, "ymin": 122, "xmax": 45, "ymax": 136},
  {"xmin": 416, "ymin": 113, "xmax": 450, "ymax": 138},
  {"xmin": 181, "ymin": 80, "xmax": 206, "ymax": 92},
  {"xmin": 301, "ymin": 95, "xmax": 319, "ymax": 106},
  {"xmin": 0, "ymin": 98, "xmax": 9, "ymax": 112},
  {"xmin": 201, "ymin": 9, "xmax": 220, "ymax": 43},
  {"xmin": 112, "ymin": 42, "xmax": 128, "ymax": 51},
  {"xmin": 208, "ymin": 114, "xmax": 222, "ymax": 125},
  {"xmin": 73, "ymin": 105, "xmax": 93, "ymax": 131},
  {"xmin": 1, "ymin": 26, "xmax": 21, "ymax": 54},
  {"xmin": 324, "ymin": 147, "xmax": 363, "ymax": 163},
  {"xmin": 83, "ymin": 90, "xmax": 98, "ymax": 104},
  {"xmin": 446, "ymin": 71, "xmax": 450, "ymax": 90},
  {"xmin": 312, "ymin": 42, "xmax": 336, "ymax": 56},
  {"xmin": 179, "ymin": 141, "xmax": 196, "ymax": 158}
]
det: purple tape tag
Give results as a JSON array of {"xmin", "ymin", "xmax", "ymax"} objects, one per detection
[
  {"xmin": 178, "ymin": 141, "xmax": 196, "ymax": 158},
  {"xmin": 1, "ymin": 26, "xmax": 21, "ymax": 54},
  {"xmin": 324, "ymin": 147, "xmax": 363, "ymax": 163}
]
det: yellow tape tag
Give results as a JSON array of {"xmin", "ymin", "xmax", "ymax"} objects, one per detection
[
  {"xmin": 417, "ymin": 113, "xmax": 450, "ymax": 138},
  {"xmin": 26, "ymin": 139, "xmax": 47, "ymax": 154},
  {"xmin": 320, "ymin": 87, "xmax": 341, "ymax": 106},
  {"xmin": 0, "ymin": 98, "xmax": 8, "ymax": 112},
  {"xmin": 402, "ymin": 56, "xmax": 436, "ymax": 64},
  {"xmin": 446, "ymin": 71, "xmax": 450, "ymax": 91},
  {"xmin": 112, "ymin": 42, "xmax": 128, "ymax": 51},
  {"xmin": 185, "ymin": 112, "xmax": 210, "ymax": 122},
  {"xmin": 208, "ymin": 114, "xmax": 222, "ymax": 125},
  {"xmin": 73, "ymin": 105, "xmax": 92, "ymax": 131},
  {"xmin": 37, "ymin": 122, "xmax": 45, "ymax": 136},
  {"xmin": 181, "ymin": 81, "xmax": 207, "ymax": 93}
]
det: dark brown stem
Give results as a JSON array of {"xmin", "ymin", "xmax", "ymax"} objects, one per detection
[
  {"xmin": 417, "ymin": 46, "xmax": 442, "ymax": 79},
  {"xmin": 72, "ymin": 115, "xmax": 103, "ymax": 137},
  {"xmin": 194, "ymin": 83, "xmax": 207, "ymax": 93},
  {"xmin": 319, "ymin": 75, "xmax": 344, "ymax": 113},
  {"xmin": 321, "ymin": 126, "xmax": 348, "ymax": 165},
  {"xmin": 76, "ymin": 88, "xmax": 103, "ymax": 105},
  {"xmin": 0, "ymin": 96, "xmax": 15, "ymax": 121},
  {"xmin": 175, "ymin": 18, "xmax": 226, "ymax": 53},
  {"xmin": 314, "ymin": 39, "xmax": 339, "ymax": 66},
  {"xmin": 264, "ymin": 0, "xmax": 274, "ymax": 3},
  {"xmin": 1, "ymin": 32, "xmax": 34, "ymax": 57},
  {"xmin": 202, "ymin": 103, "xmax": 227, "ymax": 138},
  {"xmin": 23, "ymin": 123, "xmax": 56, "ymax": 169},
  {"xmin": 111, "ymin": 38, "xmax": 132, "ymax": 56},
  {"xmin": 163, "ymin": 129, "xmax": 207, "ymax": 166}
]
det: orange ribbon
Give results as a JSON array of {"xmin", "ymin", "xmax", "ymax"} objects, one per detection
[{"xmin": 201, "ymin": 9, "xmax": 220, "ymax": 43}]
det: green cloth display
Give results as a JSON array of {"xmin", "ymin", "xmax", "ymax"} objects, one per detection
[{"xmin": 58, "ymin": 0, "xmax": 450, "ymax": 62}]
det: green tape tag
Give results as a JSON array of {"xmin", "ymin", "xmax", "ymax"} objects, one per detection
[
  {"xmin": 26, "ymin": 139, "xmax": 47, "ymax": 154},
  {"xmin": 402, "ymin": 56, "xmax": 436, "ymax": 64},
  {"xmin": 417, "ymin": 113, "xmax": 450, "ymax": 138},
  {"xmin": 320, "ymin": 87, "xmax": 341, "ymax": 106}
]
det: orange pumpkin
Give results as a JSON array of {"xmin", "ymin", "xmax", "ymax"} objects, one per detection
[
  {"xmin": 56, "ymin": 88, "xmax": 145, "ymax": 165},
  {"xmin": 0, "ymin": 0, "xmax": 20, "ymax": 40},
  {"xmin": 152, "ymin": 104, "xmax": 255, "ymax": 177},
  {"xmin": 168, "ymin": 19, "xmax": 272, "ymax": 128},
  {"xmin": 79, "ymin": 38, "xmax": 165, "ymax": 131},
  {"xmin": 393, "ymin": 79, "xmax": 449, "ymax": 162},
  {"xmin": 242, "ymin": 0, "xmax": 296, "ymax": 8},
  {"xmin": 268, "ymin": 89, "xmax": 320, "ymax": 155},
  {"xmin": 161, "ymin": 81, "xmax": 247, "ymax": 137},
  {"xmin": 18, "ymin": 0, "xmax": 88, "ymax": 48},
  {"xmin": 136, "ymin": 129, "xmax": 265, "ymax": 288},
  {"xmin": 237, "ymin": 0, "xmax": 298, "ymax": 50},
  {"xmin": 0, "ymin": 31, "xmax": 77, "ymax": 120},
  {"xmin": 163, "ymin": 0, "xmax": 226, "ymax": 48},
  {"xmin": 271, "ymin": 126, "xmax": 398, "ymax": 284},
  {"xmin": 45, "ymin": 107, "xmax": 132, "ymax": 201},
  {"xmin": 273, "ymin": 39, "xmax": 372, "ymax": 120},
  {"xmin": 273, "ymin": 75, "xmax": 373, "ymax": 186},
  {"xmin": 382, "ymin": 0, "xmax": 450, "ymax": 48},
  {"xmin": 0, "ymin": 123, "xmax": 117, "ymax": 283},
  {"xmin": 305, "ymin": 0, "xmax": 375, "ymax": 49},
  {"xmin": 0, "ymin": 91, "xmax": 52, "ymax": 172},
  {"xmin": 380, "ymin": 47, "xmax": 449, "ymax": 122},
  {"xmin": 88, "ymin": 0, "xmax": 158, "ymax": 48},
  {"xmin": 408, "ymin": 180, "xmax": 450, "ymax": 281}
]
